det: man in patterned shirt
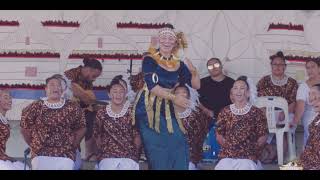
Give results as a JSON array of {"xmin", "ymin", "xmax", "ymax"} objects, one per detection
[{"xmin": 63, "ymin": 58, "xmax": 102, "ymax": 164}]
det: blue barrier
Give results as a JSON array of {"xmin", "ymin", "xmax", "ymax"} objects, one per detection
[
  {"xmin": 202, "ymin": 122, "xmax": 220, "ymax": 161},
  {"xmin": 9, "ymin": 89, "xmax": 109, "ymax": 100}
]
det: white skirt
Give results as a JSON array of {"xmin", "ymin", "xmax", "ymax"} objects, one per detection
[
  {"xmin": 189, "ymin": 162, "xmax": 198, "ymax": 170},
  {"xmin": 215, "ymin": 158, "xmax": 263, "ymax": 170},
  {"xmin": 73, "ymin": 149, "xmax": 82, "ymax": 170},
  {"xmin": 302, "ymin": 110, "xmax": 316, "ymax": 148},
  {"xmin": 0, "ymin": 160, "xmax": 29, "ymax": 170},
  {"xmin": 31, "ymin": 156, "xmax": 75, "ymax": 170},
  {"xmin": 98, "ymin": 158, "xmax": 139, "ymax": 170}
]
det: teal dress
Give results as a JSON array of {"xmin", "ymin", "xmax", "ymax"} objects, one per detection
[{"xmin": 134, "ymin": 56, "xmax": 192, "ymax": 170}]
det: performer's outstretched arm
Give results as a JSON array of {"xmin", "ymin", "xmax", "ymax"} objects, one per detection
[{"xmin": 184, "ymin": 58, "xmax": 200, "ymax": 90}]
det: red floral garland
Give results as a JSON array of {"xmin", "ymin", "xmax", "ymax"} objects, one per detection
[
  {"xmin": 285, "ymin": 55, "xmax": 320, "ymax": 63},
  {"xmin": 268, "ymin": 23, "xmax": 304, "ymax": 31},
  {"xmin": 0, "ymin": 84, "xmax": 44, "ymax": 90},
  {"xmin": 0, "ymin": 51, "xmax": 143, "ymax": 60},
  {"xmin": 68, "ymin": 53, "xmax": 143, "ymax": 60},
  {"xmin": 40, "ymin": 20, "xmax": 171, "ymax": 29},
  {"xmin": 0, "ymin": 20, "xmax": 19, "ymax": 26},
  {"xmin": 41, "ymin": 20, "xmax": 80, "ymax": 27},
  {"xmin": 0, "ymin": 83, "xmax": 106, "ymax": 90},
  {"xmin": 116, "ymin": 22, "xmax": 172, "ymax": 29},
  {"xmin": 0, "ymin": 52, "xmax": 60, "ymax": 58},
  {"xmin": 0, "ymin": 19, "xmax": 172, "ymax": 29}
]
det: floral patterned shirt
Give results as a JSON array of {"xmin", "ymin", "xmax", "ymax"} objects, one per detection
[
  {"xmin": 257, "ymin": 75, "xmax": 298, "ymax": 105},
  {"xmin": 0, "ymin": 122, "xmax": 10, "ymax": 161},
  {"xmin": 298, "ymin": 114, "xmax": 320, "ymax": 170},
  {"xmin": 93, "ymin": 105, "xmax": 140, "ymax": 162},
  {"xmin": 181, "ymin": 107, "xmax": 212, "ymax": 164},
  {"xmin": 20, "ymin": 100, "xmax": 86, "ymax": 161},
  {"xmin": 216, "ymin": 105, "xmax": 268, "ymax": 161}
]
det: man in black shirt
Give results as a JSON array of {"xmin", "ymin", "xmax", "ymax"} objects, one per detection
[{"xmin": 198, "ymin": 58, "xmax": 235, "ymax": 120}]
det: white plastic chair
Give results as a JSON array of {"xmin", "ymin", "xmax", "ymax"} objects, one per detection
[{"xmin": 255, "ymin": 96, "xmax": 296, "ymax": 165}]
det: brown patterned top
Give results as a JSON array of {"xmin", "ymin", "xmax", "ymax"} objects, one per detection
[
  {"xmin": 93, "ymin": 105, "xmax": 140, "ymax": 162},
  {"xmin": 129, "ymin": 72, "xmax": 144, "ymax": 93},
  {"xmin": 257, "ymin": 75, "xmax": 298, "ymax": 105},
  {"xmin": 64, "ymin": 65, "xmax": 93, "ymax": 90},
  {"xmin": 298, "ymin": 114, "xmax": 320, "ymax": 170},
  {"xmin": 181, "ymin": 107, "xmax": 212, "ymax": 164},
  {"xmin": 0, "ymin": 122, "xmax": 10, "ymax": 161},
  {"xmin": 20, "ymin": 100, "xmax": 86, "ymax": 161},
  {"xmin": 216, "ymin": 105, "xmax": 268, "ymax": 161}
]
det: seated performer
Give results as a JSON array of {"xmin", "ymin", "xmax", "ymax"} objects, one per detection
[
  {"xmin": 296, "ymin": 84, "xmax": 320, "ymax": 170},
  {"xmin": 94, "ymin": 75, "xmax": 141, "ymax": 170},
  {"xmin": 173, "ymin": 84, "xmax": 212, "ymax": 170},
  {"xmin": 0, "ymin": 89, "xmax": 29, "ymax": 170},
  {"xmin": 257, "ymin": 51, "xmax": 298, "ymax": 163},
  {"xmin": 215, "ymin": 76, "xmax": 268, "ymax": 170},
  {"xmin": 291, "ymin": 59, "xmax": 320, "ymax": 149},
  {"xmin": 20, "ymin": 75, "xmax": 86, "ymax": 170}
]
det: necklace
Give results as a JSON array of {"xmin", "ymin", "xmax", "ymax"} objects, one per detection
[
  {"xmin": 148, "ymin": 47, "xmax": 180, "ymax": 69},
  {"xmin": 178, "ymin": 108, "xmax": 192, "ymax": 119},
  {"xmin": 270, "ymin": 74, "xmax": 288, "ymax": 86},
  {"xmin": 106, "ymin": 101, "xmax": 130, "ymax": 119},
  {"xmin": 230, "ymin": 103, "xmax": 252, "ymax": 115},
  {"xmin": 42, "ymin": 98, "xmax": 66, "ymax": 109},
  {"xmin": 0, "ymin": 113, "xmax": 8, "ymax": 125}
]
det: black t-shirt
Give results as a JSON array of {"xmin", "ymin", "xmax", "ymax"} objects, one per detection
[{"xmin": 198, "ymin": 76, "xmax": 235, "ymax": 118}]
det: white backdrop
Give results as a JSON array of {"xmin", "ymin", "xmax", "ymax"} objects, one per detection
[
  {"xmin": 1, "ymin": 10, "xmax": 319, "ymax": 84},
  {"xmin": 2, "ymin": 10, "xmax": 320, "ymax": 158}
]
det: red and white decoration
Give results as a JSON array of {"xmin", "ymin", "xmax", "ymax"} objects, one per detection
[
  {"xmin": 68, "ymin": 50, "xmax": 143, "ymax": 60},
  {"xmin": 0, "ymin": 50, "xmax": 60, "ymax": 58},
  {"xmin": 41, "ymin": 20, "xmax": 80, "ymax": 27},
  {"xmin": 0, "ymin": 20, "xmax": 19, "ymax": 26},
  {"xmin": 267, "ymin": 22, "xmax": 304, "ymax": 31}
]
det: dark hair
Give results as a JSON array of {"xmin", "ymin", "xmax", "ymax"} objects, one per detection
[
  {"xmin": 83, "ymin": 57, "xmax": 103, "ymax": 71},
  {"xmin": 173, "ymin": 84, "xmax": 190, "ymax": 98},
  {"xmin": 46, "ymin": 75, "xmax": 62, "ymax": 85},
  {"xmin": 235, "ymin": 75, "xmax": 249, "ymax": 90},
  {"xmin": 106, "ymin": 75, "xmax": 127, "ymax": 93},
  {"xmin": 313, "ymin": 83, "xmax": 320, "ymax": 92},
  {"xmin": 164, "ymin": 24, "xmax": 174, "ymax": 29},
  {"xmin": 306, "ymin": 58, "xmax": 320, "ymax": 67},
  {"xmin": 207, "ymin": 58, "xmax": 222, "ymax": 66},
  {"xmin": 270, "ymin": 51, "xmax": 286, "ymax": 64}
]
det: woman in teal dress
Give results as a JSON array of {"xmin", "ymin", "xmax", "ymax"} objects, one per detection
[{"xmin": 132, "ymin": 25, "xmax": 200, "ymax": 170}]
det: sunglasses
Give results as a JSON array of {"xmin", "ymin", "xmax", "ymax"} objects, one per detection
[{"xmin": 208, "ymin": 63, "xmax": 221, "ymax": 70}]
